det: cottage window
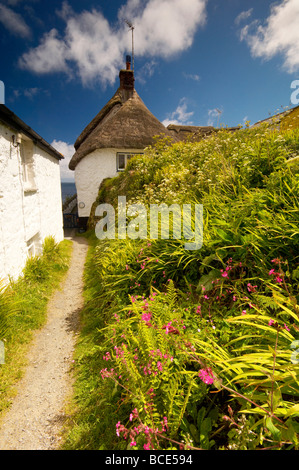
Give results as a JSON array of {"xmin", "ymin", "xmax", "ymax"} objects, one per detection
[
  {"xmin": 20, "ymin": 138, "xmax": 36, "ymax": 192},
  {"xmin": 116, "ymin": 153, "xmax": 141, "ymax": 172}
]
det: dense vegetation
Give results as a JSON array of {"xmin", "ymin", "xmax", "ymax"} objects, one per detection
[
  {"xmin": 0, "ymin": 237, "xmax": 72, "ymax": 414},
  {"xmin": 65, "ymin": 122, "xmax": 299, "ymax": 450}
]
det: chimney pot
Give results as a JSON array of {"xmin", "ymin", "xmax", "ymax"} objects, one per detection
[{"xmin": 126, "ymin": 55, "xmax": 131, "ymax": 70}]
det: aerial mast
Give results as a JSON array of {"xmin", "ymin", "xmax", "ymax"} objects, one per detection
[{"xmin": 125, "ymin": 20, "xmax": 135, "ymax": 73}]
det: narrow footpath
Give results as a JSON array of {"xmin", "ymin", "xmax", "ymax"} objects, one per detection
[{"xmin": 0, "ymin": 231, "xmax": 88, "ymax": 450}]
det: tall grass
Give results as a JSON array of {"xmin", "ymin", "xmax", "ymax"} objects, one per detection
[
  {"xmin": 65, "ymin": 125, "xmax": 299, "ymax": 450},
  {"xmin": 0, "ymin": 237, "xmax": 72, "ymax": 415}
]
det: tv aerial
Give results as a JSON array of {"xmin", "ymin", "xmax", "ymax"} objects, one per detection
[
  {"xmin": 215, "ymin": 108, "xmax": 222, "ymax": 128},
  {"xmin": 125, "ymin": 20, "xmax": 135, "ymax": 73}
]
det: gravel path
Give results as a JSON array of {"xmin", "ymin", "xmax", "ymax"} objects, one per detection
[{"xmin": 0, "ymin": 232, "xmax": 88, "ymax": 450}]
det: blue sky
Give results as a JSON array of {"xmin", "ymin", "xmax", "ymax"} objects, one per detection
[{"xmin": 0, "ymin": 0, "xmax": 299, "ymax": 181}]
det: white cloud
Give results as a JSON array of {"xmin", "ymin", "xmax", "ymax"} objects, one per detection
[
  {"xmin": 119, "ymin": 0, "xmax": 207, "ymax": 58},
  {"xmin": 135, "ymin": 60, "xmax": 158, "ymax": 85},
  {"xmin": 183, "ymin": 72, "xmax": 201, "ymax": 82},
  {"xmin": 51, "ymin": 139, "xmax": 75, "ymax": 181},
  {"xmin": 235, "ymin": 8, "xmax": 253, "ymax": 25},
  {"xmin": 19, "ymin": 29, "xmax": 70, "ymax": 74},
  {"xmin": 18, "ymin": 0, "xmax": 208, "ymax": 87},
  {"xmin": 240, "ymin": 0, "xmax": 299, "ymax": 73},
  {"xmin": 162, "ymin": 98, "xmax": 194, "ymax": 127},
  {"xmin": 0, "ymin": 4, "xmax": 31, "ymax": 38},
  {"xmin": 23, "ymin": 87, "xmax": 40, "ymax": 99}
]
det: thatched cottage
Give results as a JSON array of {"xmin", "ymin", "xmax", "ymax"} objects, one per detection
[
  {"xmin": 0, "ymin": 104, "xmax": 64, "ymax": 282},
  {"xmin": 69, "ymin": 57, "xmax": 180, "ymax": 227},
  {"xmin": 69, "ymin": 57, "xmax": 235, "ymax": 228}
]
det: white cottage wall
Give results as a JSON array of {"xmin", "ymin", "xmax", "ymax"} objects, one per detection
[
  {"xmin": 75, "ymin": 148, "xmax": 139, "ymax": 218},
  {"xmin": 0, "ymin": 122, "xmax": 63, "ymax": 282}
]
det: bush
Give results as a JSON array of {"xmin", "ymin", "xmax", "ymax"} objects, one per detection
[{"xmin": 67, "ymin": 125, "xmax": 299, "ymax": 450}]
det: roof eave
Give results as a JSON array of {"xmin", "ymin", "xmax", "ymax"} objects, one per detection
[{"xmin": 0, "ymin": 104, "xmax": 64, "ymax": 161}]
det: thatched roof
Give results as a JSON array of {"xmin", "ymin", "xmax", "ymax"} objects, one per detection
[
  {"xmin": 69, "ymin": 88, "xmax": 177, "ymax": 170},
  {"xmin": 252, "ymin": 105, "xmax": 299, "ymax": 129},
  {"xmin": 166, "ymin": 124, "xmax": 216, "ymax": 141},
  {"xmin": 167, "ymin": 124, "xmax": 240, "ymax": 142}
]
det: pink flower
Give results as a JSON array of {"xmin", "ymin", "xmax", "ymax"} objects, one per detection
[
  {"xmin": 144, "ymin": 443, "xmax": 150, "ymax": 450},
  {"xmin": 198, "ymin": 367, "xmax": 215, "ymax": 385},
  {"xmin": 284, "ymin": 323, "xmax": 290, "ymax": 331},
  {"xmin": 129, "ymin": 408, "xmax": 138, "ymax": 421},
  {"xmin": 242, "ymin": 310, "xmax": 246, "ymax": 315},
  {"xmin": 269, "ymin": 269, "xmax": 275, "ymax": 275},
  {"xmin": 268, "ymin": 319, "xmax": 275, "ymax": 326},
  {"xmin": 130, "ymin": 440, "xmax": 136, "ymax": 447},
  {"xmin": 221, "ymin": 272, "xmax": 228, "ymax": 278},
  {"xmin": 125, "ymin": 264, "xmax": 129, "ymax": 270}
]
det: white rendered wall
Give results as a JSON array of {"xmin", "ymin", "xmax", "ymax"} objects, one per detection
[
  {"xmin": 0, "ymin": 122, "xmax": 64, "ymax": 282},
  {"xmin": 75, "ymin": 148, "xmax": 139, "ymax": 218}
]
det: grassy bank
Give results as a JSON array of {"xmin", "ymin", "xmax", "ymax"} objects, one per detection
[
  {"xmin": 0, "ymin": 237, "xmax": 72, "ymax": 416},
  {"xmin": 64, "ymin": 124, "xmax": 299, "ymax": 450}
]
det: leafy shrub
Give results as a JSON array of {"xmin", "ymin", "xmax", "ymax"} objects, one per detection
[{"xmin": 68, "ymin": 125, "xmax": 299, "ymax": 450}]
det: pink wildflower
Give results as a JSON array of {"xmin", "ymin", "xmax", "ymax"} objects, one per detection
[
  {"xmin": 129, "ymin": 408, "xmax": 138, "ymax": 421},
  {"xmin": 198, "ymin": 367, "xmax": 215, "ymax": 385},
  {"xmin": 141, "ymin": 312, "xmax": 152, "ymax": 323},
  {"xmin": 268, "ymin": 319, "xmax": 275, "ymax": 326}
]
